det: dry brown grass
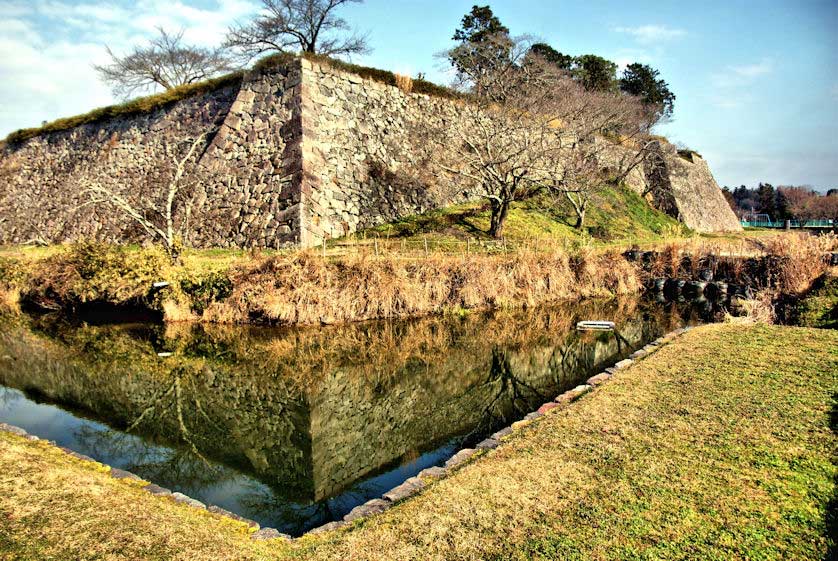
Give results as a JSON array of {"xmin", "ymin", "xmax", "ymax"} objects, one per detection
[
  {"xmin": 1, "ymin": 231, "xmax": 830, "ymax": 326},
  {"xmin": 761, "ymin": 232, "xmax": 837, "ymax": 294},
  {"xmin": 204, "ymin": 249, "xmax": 641, "ymax": 325},
  {"xmin": 394, "ymin": 73, "xmax": 413, "ymax": 93},
  {"xmin": 728, "ymin": 289, "xmax": 777, "ymax": 325},
  {"xmin": 646, "ymin": 232, "xmax": 835, "ymax": 294},
  {"xmin": 0, "ymin": 288, "xmax": 20, "ymax": 313}
]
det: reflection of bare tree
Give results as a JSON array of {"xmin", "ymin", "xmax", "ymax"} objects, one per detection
[
  {"xmin": 72, "ymin": 424, "xmax": 230, "ymax": 492},
  {"xmin": 468, "ymin": 347, "xmax": 550, "ymax": 438},
  {"xmin": 125, "ymin": 365, "xmax": 223, "ymax": 465}
]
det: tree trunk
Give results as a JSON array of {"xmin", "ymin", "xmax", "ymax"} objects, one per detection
[
  {"xmin": 573, "ymin": 207, "xmax": 586, "ymax": 229},
  {"xmin": 488, "ymin": 198, "xmax": 510, "ymax": 238}
]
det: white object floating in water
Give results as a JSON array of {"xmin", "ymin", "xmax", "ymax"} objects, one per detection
[
  {"xmin": 157, "ymin": 352, "xmax": 174, "ymax": 358},
  {"xmin": 152, "ymin": 281, "xmax": 170, "ymax": 289},
  {"xmin": 576, "ymin": 321, "xmax": 616, "ymax": 331}
]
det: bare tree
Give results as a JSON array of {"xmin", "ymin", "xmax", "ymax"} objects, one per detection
[
  {"xmin": 428, "ymin": 36, "xmax": 650, "ymax": 237},
  {"xmin": 94, "ymin": 28, "xmax": 233, "ymax": 99},
  {"xmin": 224, "ymin": 0, "xmax": 369, "ymax": 61},
  {"xmin": 81, "ymin": 133, "xmax": 211, "ymax": 260},
  {"xmin": 427, "ymin": 37, "xmax": 562, "ymax": 238},
  {"xmin": 535, "ymin": 86, "xmax": 651, "ymax": 230}
]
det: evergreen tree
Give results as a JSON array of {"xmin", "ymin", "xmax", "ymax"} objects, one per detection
[
  {"xmin": 449, "ymin": 5, "xmax": 512, "ymax": 85},
  {"xmin": 527, "ymin": 43, "xmax": 573, "ymax": 70},
  {"xmin": 572, "ymin": 54, "xmax": 618, "ymax": 92},
  {"xmin": 757, "ymin": 183, "xmax": 777, "ymax": 220},
  {"xmin": 619, "ymin": 63, "xmax": 676, "ymax": 122}
]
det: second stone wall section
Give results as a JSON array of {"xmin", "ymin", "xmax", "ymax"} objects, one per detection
[{"xmin": 299, "ymin": 59, "xmax": 486, "ymax": 245}]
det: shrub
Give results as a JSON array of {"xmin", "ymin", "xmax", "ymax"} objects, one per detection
[
  {"xmin": 179, "ymin": 272, "xmax": 233, "ymax": 315},
  {"xmin": 24, "ymin": 242, "xmax": 168, "ymax": 308}
]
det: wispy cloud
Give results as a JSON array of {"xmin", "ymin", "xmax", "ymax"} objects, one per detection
[
  {"xmin": 614, "ymin": 24, "xmax": 686, "ymax": 44},
  {"xmin": 710, "ymin": 58, "xmax": 775, "ymax": 93},
  {"xmin": 731, "ymin": 58, "xmax": 774, "ymax": 78},
  {"xmin": 612, "ymin": 48, "xmax": 654, "ymax": 72}
]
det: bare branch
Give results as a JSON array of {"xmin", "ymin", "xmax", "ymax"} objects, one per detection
[
  {"xmin": 224, "ymin": 0, "xmax": 369, "ymax": 61},
  {"xmin": 80, "ymin": 133, "xmax": 211, "ymax": 260},
  {"xmin": 94, "ymin": 28, "xmax": 234, "ymax": 99}
]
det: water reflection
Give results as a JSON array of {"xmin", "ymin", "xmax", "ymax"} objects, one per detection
[{"xmin": 0, "ymin": 298, "xmax": 714, "ymax": 534}]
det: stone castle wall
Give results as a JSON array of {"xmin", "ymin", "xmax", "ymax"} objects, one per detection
[
  {"xmin": 0, "ymin": 65, "xmax": 305, "ymax": 248},
  {"xmin": 0, "ymin": 57, "xmax": 740, "ymax": 249},
  {"xmin": 297, "ymin": 58, "xmax": 486, "ymax": 244}
]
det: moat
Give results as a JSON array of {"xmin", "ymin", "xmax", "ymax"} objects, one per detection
[{"xmin": 0, "ymin": 297, "xmax": 715, "ymax": 535}]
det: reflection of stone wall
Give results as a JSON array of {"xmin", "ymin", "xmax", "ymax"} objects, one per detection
[
  {"xmin": 0, "ymin": 302, "xmax": 682, "ymax": 501},
  {"xmin": 305, "ymin": 311, "xmax": 657, "ymax": 499},
  {"xmin": 1, "ymin": 57, "xmax": 740, "ymax": 248},
  {"xmin": 0, "ymin": 321, "xmax": 314, "ymax": 498}
]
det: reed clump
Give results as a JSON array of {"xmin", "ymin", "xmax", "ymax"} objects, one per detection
[
  {"xmin": 645, "ymin": 232, "xmax": 835, "ymax": 295},
  {"xmin": 204, "ymin": 249, "xmax": 641, "ymax": 325},
  {"xmin": 761, "ymin": 232, "xmax": 836, "ymax": 294}
]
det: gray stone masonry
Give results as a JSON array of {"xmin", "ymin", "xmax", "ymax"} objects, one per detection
[{"xmin": 0, "ymin": 58, "xmax": 740, "ymax": 249}]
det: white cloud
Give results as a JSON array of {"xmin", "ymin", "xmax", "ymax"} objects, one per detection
[
  {"xmin": 614, "ymin": 24, "xmax": 686, "ymax": 44},
  {"xmin": 711, "ymin": 58, "xmax": 775, "ymax": 89},
  {"xmin": 731, "ymin": 58, "xmax": 774, "ymax": 78},
  {"xmin": 612, "ymin": 48, "xmax": 655, "ymax": 72},
  {"xmin": 0, "ymin": 0, "xmax": 261, "ymax": 137}
]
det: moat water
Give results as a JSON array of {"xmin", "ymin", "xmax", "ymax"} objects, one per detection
[{"xmin": 0, "ymin": 298, "xmax": 716, "ymax": 535}]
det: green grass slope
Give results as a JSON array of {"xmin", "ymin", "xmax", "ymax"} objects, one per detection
[{"xmin": 360, "ymin": 185, "xmax": 690, "ymax": 248}]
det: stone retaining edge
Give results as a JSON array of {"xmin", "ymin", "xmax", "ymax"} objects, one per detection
[{"xmin": 0, "ymin": 325, "xmax": 693, "ymax": 541}]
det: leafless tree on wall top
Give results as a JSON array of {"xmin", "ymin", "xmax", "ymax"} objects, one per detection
[
  {"xmin": 94, "ymin": 28, "xmax": 234, "ymax": 99},
  {"xmin": 224, "ymin": 0, "xmax": 369, "ymax": 61}
]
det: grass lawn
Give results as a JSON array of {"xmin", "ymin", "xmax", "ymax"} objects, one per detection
[
  {"xmin": 358, "ymin": 187, "xmax": 690, "ymax": 250},
  {"xmin": 1, "ymin": 323, "xmax": 835, "ymax": 560}
]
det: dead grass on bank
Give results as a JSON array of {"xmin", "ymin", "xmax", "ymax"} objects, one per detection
[
  {"xmin": 646, "ymin": 232, "xmax": 836, "ymax": 295},
  {"xmin": 0, "ymin": 231, "xmax": 831, "ymax": 326},
  {"xmin": 762, "ymin": 232, "xmax": 837, "ymax": 294},
  {"xmin": 205, "ymin": 248, "xmax": 641, "ymax": 325},
  {"xmin": 0, "ymin": 288, "xmax": 19, "ymax": 314}
]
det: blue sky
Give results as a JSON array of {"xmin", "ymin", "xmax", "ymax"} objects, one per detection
[{"xmin": 1, "ymin": 0, "xmax": 836, "ymax": 190}]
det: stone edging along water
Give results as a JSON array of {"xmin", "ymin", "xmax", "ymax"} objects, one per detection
[{"xmin": 0, "ymin": 325, "xmax": 693, "ymax": 541}]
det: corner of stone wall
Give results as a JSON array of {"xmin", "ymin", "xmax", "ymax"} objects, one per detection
[
  {"xmin": 663, "ymin": 149, "xmax": 742, "ymax": 233},
  {"xmin": 297, "ymin": 58, "xmax": 326, "ymax": 248},
  {"xmin": 197, "ymin": 59, "xmax": 309, "ymax": 247}
]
